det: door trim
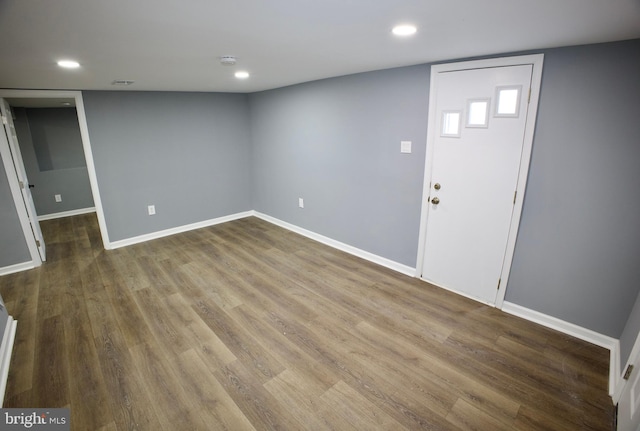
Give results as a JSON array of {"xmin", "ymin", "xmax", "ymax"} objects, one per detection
[
  {"xmin": 615, "ymin": 330, "xmax": 640, "ymax": 403},
  {"xmin": 416, "ymin": 54, "xmax": 544, "ymax": 308},
  {"xmin": 0, "ymin": 89, "xmax": 111, "ymax": 261}
]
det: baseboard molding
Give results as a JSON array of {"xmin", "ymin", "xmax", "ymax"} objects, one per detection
[
  {"xmin": 253, "ymin": 211, "xmax": 416, "ymax": 277},
  {"xmin": 108, "ymin": 211, "xmax": 254, "ymax": 249},
  {"xmin": 0, "ymin": 316, "xmax": 17, "ymax": 406},
  {"xmin": 38, "ymin": 207, "xmax": 96, "ymax": 221},
  {"xmin": 0, "ymin": 261, "xmax": 35, "ymax": 276},
  {"xmin": 501, "ymin": 301, "xmax": 619, "ymax": 396}
]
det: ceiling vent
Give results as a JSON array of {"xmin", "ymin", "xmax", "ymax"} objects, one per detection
[
  {"xmin": 220, "ymin": 56, "xmax": 237, "ymax": 66},
  {"xmin": 111, "ymin": 79, "xmax": 135, "ymax": 86}
]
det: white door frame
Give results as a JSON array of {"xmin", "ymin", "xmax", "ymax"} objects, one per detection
[
  {"xmin": 415, "ymin": 54, "xmax": 544, "ymax": 308},
  {"xmin": 615, "ymin": 331, "xmax": 640, "ymax": 404},
  {"xmin": 615, "ymin": 330, "xmax": 640, "ymax": 429},
  {"xmin": 0, "ymin": 89, "xmax": 111, "ymax": 264}
]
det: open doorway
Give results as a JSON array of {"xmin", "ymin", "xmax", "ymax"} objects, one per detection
[
  {"xmin": 11, "ymin": 102, "xmax": 95, "ymax": 220},
  {"xmin": 0, "ymin": 90, "xmax": 109, "ymax": 269}
]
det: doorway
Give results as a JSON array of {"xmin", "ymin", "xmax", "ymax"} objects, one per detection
[
  {"xmin": 416, "ymin": 55, "xmax": 544, "ymax": 307},
  {"xmin": 0, "ymin": 90, "xmax": 109, "ymax": 268}
]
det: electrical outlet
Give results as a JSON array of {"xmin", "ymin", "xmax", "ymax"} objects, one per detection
[
  {"xmin": 298, "ymin": 198, "xmax": 304, "ymax": 208},
  {"xmin": 148, "ymin": 205, "xmax": 156, "ymax": 215},
  {"xmin": 401, "ymin": 141, "xmax": 412, "ymax": 154},
  {"xmin": 55, "ymin": 194, "xmax": 62, "ymax": 202}
]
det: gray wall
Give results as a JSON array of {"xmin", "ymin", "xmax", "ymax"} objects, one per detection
[
  {"xmin": 249, "ymin": 40, "xmax": 640, "ymax": 342},
  {"xmin": 82, "ymin": 91, "xmax": 252, "ymax": 242},
  {"xmin": 0, "ymin": 158, "xmax": 31, "ymax": 267},
  {"xmin": 250, "ymin": 66, "xmax": 430, "ymax": 266},
  {"xmin": 13, "ymin": 108, "xmax": 94, "ymax": 216},
  {"xmin": 505, "ymin": 40, "xmax": 640, "ymax": 339}
]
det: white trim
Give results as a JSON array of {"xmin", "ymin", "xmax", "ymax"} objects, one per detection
[
  {"xmin": 501, "ymin": 301, "xmax": 619, "ymax": 396},
  {"xmin": 0, "ymin": 316, "xmax": 17, "ymax": 406},
  {"xmin": 109, "ymin": 211, "xmax": 253, "ymax": 249},
  {"xmin": 74, "ymin": 92, "xmax": 111, "ymax": 249},
  {"xmin": 253, "ymin": 211, "xmax": 416, "ymax": 277},
  {"xmin": 614, "ymin": 330, "xmax": 640, "ymax": 404},
  {"xmin": 38, "ymin": 207, "xmax": 96, "ymax": 221},
  {"xmin": 0, "ymin": 261, "xmax": 35, "ymax": 276},
  {"xmin": 416, "ymin": 54, "xmax": 545, "ymax": 309}
]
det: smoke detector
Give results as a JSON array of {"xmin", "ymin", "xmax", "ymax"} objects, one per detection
[{"xmin": 220, "ymin": 56, "xmax": 237, "ymax": 66}]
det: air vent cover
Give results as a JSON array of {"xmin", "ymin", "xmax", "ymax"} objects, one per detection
[
  {"xmin": 220, "ymin": 56, "xmax": 237, "ymax": 66},
  {"xmin": 111, "ymin": 80, "xmax": 135, "ymax": 86}
]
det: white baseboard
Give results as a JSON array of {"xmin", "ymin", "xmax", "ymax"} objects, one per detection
[
  {"xmin": 501, "ymin": 301, "xmax": 619, "ymax": 396},
  {"xmin": 0, "ymin": 316, "xmax": 17, "ymax": 406},
  {"xmin": 253, "ymin": 211, "xmax": 416, "ymax": 277},
  {"xmin": 108, "ymin": 211, "xmax": 254, "ymax": 249},
  {"xmin": 0, "ymin": 261, "xmax": 35, "ymax": 276},
  {"xmin": 38, "ymin": 207, "xmax": 96, "ymax": 221}
]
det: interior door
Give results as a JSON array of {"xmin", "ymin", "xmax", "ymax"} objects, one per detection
[
  {"xmin": 618, "ymin": 351, "xmax": 640, "ymax": 431},
  {"xmin": 0, "ymin": 98, "xmax": 46, "ymax": 261},
  {"xmin": 420, "ymin": 64, "xmax": 533, "ymax": 305}
]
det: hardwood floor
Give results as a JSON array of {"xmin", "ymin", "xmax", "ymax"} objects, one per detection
[{"xmin": 0, "ymin": 213, "xmax": 614, "ymax": 430}]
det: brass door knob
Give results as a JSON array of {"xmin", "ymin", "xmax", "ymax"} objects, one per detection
[
  {"xmin": 434, "ymin": 183, "xmax": 441, "ymax": 190},
  {"xmin": 431, "ymin": 197, "xmax": 440, "ymax": 205}
]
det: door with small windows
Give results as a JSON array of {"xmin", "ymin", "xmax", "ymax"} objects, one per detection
[{"xmin": 418, "ymin": 56, "xmax": 542, "ymax": 306}]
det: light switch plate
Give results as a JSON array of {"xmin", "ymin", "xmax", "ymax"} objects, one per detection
[
  {"xmin": 401, "ymin": 141, "xmax": 412, "ymax": 153},
  {"xmin": 298, "ymin": 198, "xmax": 304, "ymax": 209},
  {"xmin": 148, "ymin": 205, "xmax": 156, "ymax": 215}
]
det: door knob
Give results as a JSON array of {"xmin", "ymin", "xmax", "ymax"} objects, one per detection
[
  {"xmin": 431, "ymin": 197, "xmax": 440, "ymax": 205},
  {"xmin": 434, "ymin": 183, "xmax": 441, "ymax": 190}
]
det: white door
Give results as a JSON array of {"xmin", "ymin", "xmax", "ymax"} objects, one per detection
[
  {"xmin": 618, "ymin": 346, "xmax": 640, "ymax": 430},
  {"xmin": 0, "ymin": 99, "xmax": 46, "ymax": 261},
  {"xmin": 419, "ymin": 57, "xmax": 541, "ymax": 305}
]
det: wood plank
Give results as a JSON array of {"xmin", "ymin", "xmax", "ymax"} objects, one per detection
[
  {"xmin": 446, "ymin": 398, "xmax": 514, "ymax": 431},
  {"xmin": 192, "ymin": 297, "xmax": 285, "ymax": 384},
  {"xmin": 213, "ymin": 360, "xmax": 305, "ymax": 430},
  {"xmin": 318, "ymin": 380, "xmax": 410, "ymax": 431},
  {"xmin": 31, "ymin": 315, "xmax": 69, "ymax": 408},
  {"xmin": 171, "ymin": 349, "xmax": 256, "ymax": 431},
  {"xmin": 64, "ymin": 282, "xmax": 114, "ymax": 430},
  {"xmin": 94, "ymin": 329, "xmax": 165, "ymax": 431},
  {"xmin": 129, "ymin": 341, "xmax": 209, "ymax": 430}
]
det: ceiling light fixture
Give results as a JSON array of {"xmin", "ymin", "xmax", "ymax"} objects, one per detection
[
  {"xmin": 235, "ymin": 71, "xmax": 250, "ymax": 79},
  {"xmin": 392, "ymin": 25, "xmax": 417, "ymax": 36},
  {"xmin": 57, "ymin": 60, "xmax": 80, "ymax": 68}
]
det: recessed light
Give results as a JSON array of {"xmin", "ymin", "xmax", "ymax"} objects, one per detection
[
  {"xmin": 57, "ymin": 60, "xmax": 80, "ymax": 68},
  {"xmin": 392, "ymin": 25, "xmax": 417, "ymax": 36},
  {"xmin": 235, "ymin": 71, "xmax": 250, "ymax": 79}
]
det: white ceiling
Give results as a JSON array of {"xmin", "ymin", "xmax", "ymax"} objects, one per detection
[{"xmin": 1, "ymin": 0, "xmax": 639, "ymax": 93}]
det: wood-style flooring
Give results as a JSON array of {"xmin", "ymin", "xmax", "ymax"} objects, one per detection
[{"xmin": 0, "ymin": 213, "xmax": 614, "ymax": 430}]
